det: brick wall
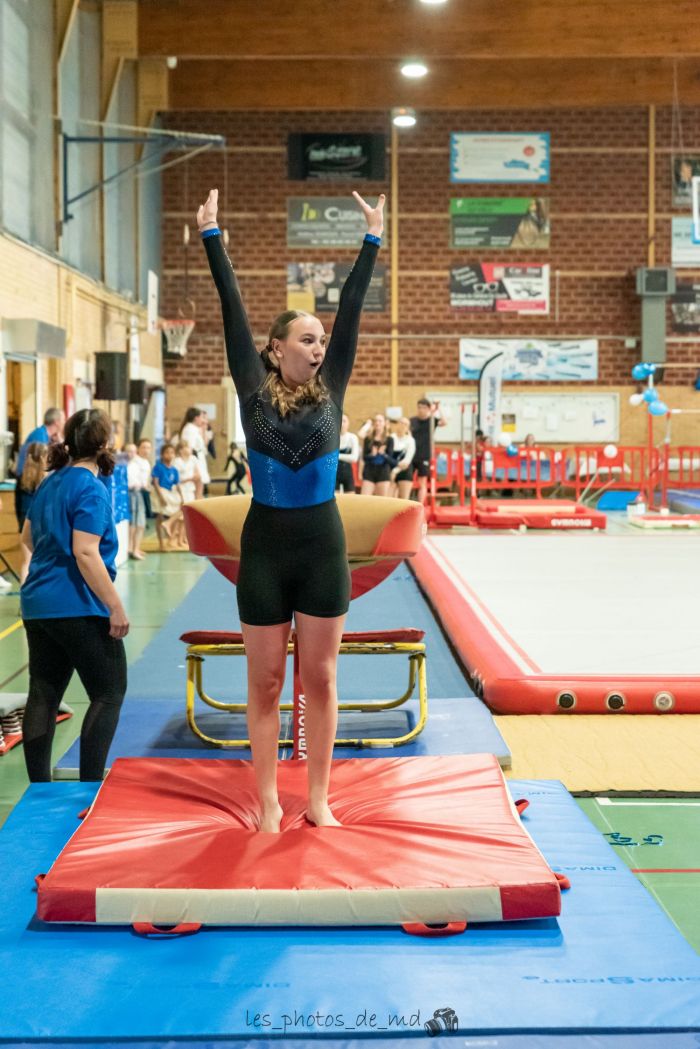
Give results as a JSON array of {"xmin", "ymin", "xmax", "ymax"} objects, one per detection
[{"xmin": 160, "ymin": 107, "xmax": 700, "ymax": 435}]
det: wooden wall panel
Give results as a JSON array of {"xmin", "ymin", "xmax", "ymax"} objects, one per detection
[
  {"xmin": 170, "ymin": 57, "xmax": 700, "ymax": 111},
  {"xmin": 139, "ymin": 0, "xmax": 700, "ymax": 60}
]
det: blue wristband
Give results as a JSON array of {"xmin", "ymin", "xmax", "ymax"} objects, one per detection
[
  {"xmin": 364, "ymin": 233, "xmax": 381, "ymax": 246},
  {"xmin": 200, "ymin": 227, "xmax": 221, "ymax": 239}
]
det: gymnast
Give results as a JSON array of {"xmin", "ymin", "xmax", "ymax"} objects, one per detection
[{"xmin": 198, "ymin": 186, "xmax": 384, "ymax": 831}]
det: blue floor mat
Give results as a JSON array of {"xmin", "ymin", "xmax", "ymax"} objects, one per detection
[
  {"xmin": 3, "ymin": 1041, "xmax": 700, "ymax": 1049},
  {"xmin": 666, "ymin": 489, "xmax": 700, "ymax": 514},
  {"xmin": 1, "ymin": 778, "xmax": 699, "ymax": 1041},
  {"xmin": 54, "ymin": 695, "xmax": 510, "ymax": 773},
  {"xmin": 57, "ymin": 565, "xmax": 503, "ymax": 773},
  {"xmin": 141, "ymin": 565, "xmax": 472, "ymax": 701}
]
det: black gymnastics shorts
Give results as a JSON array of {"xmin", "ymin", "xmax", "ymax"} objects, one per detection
[
  {"xmin": 413, "ymin": 458, "xmax": 430, "ymax": 479},
  {"xmin": 394, "ymin": 465, "xmax": 414, "ymax": 483},
  {"xmin": 237, "ymin": 498, "xmax": 351, "ymax": 626},
  {"xmin": 335, "ymin": 460, "xmax": 356, "ymax": 493},
  {"xmin": 362, "ymin": 462, "xmax": 391, "ymax": 484}
]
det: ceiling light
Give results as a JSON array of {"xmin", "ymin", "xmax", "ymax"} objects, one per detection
[
  {"xmin": 419, "ymin": 0, "xmax": 448, "ymax": 5},
  {"xmin": 392, "ymin": 107, "xmax": 417, "ymax": 129},
  {"xmin": 401, "ymin": 61, "xmax": 428, "ymax": 79}
]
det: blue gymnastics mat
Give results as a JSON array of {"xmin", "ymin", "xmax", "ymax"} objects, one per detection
[
  {"xmin": 666, "ymin": 488, "xmax": 700, "ymax": 514},
  {"xmin": 56, "ymin": 565, "xmax": 510, "ymax": 772},
  {"xmin": 1, "ymin": 778, "xmax": 699, "ymax": 1042},
  {"xmin": 54, "ymin": 695, "xmax": 510, "ymax": 772},
  {"xmin": 2, "ymin": 1040, "xmax": 700, "ymax": 1049}
]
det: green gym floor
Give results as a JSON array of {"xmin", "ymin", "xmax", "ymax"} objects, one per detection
[{"xmin": 1, "ymin": 547, "xmax": 698, "ymax": 954}]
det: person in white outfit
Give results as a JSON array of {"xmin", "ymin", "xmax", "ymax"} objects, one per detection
[
  {"xmin": 179, "ymin": 408, "xmax": 211, "ymax": 491},
  {"xmin": 390, "ymin": 417, "xmax": 417, "ymax": 500},
  {"xmin": 126, "ymin": 439, "xmax": 152, "ymax": 559},
  {"xmin": 174, "ymin": 440, "xmax": 202, "ymax": 504},
  {"xmin": 335, "ymin": 414, "xmax": 359, "ymax": 494}
]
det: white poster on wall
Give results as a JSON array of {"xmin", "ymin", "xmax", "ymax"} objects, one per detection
[
  {"xmin": 459, "ymin": 338, "xmax": 598, "ymax": 381},
  {"xmin": 672, "ymin": 218, "xmax": 700, "ymax": 266},
  {"xmin": 450, "ymin": 133, "xmax": 550, "ymax": 184}
]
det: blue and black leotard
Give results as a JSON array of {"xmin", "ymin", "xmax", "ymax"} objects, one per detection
[{"xmin": 202, "ymin": 229, "xmax": 379, "ymax": 625}]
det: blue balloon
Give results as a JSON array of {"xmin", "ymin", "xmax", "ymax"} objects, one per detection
[
  {"xmin": 506, "ymin": 443, "xmax": 518, "ymax": 457},
  {"xmin": 632, "ymin": 362, "xmax": 656, "ymax": 380},
  {"xmin": 642, "ymin": 387, "xmax": 659, "ymax": 403},
  {"xmin": 648, "ymin": 400, "xmax": 669, "ymax": 416}
]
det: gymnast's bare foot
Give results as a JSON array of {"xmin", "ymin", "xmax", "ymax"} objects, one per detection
[
  {"xmin": 306, "ymin": 802, "xmax": 342, "ymax": 828},
  {"xmin": 259, "ymin": 801, "xmax": 284, "ymax": 833}
]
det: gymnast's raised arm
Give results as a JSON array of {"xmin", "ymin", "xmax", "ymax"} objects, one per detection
[
  {"xmin": 322, "ymin": 191, "xmax": 385, "ymax": 401},
  {"xmin": 197, "ymin": 188, "xmax": 265, "ymax": 402}
]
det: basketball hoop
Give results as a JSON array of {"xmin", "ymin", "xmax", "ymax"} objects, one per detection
[{"xmin": 161, "ymin": 318, "xmax": 195, "ymax": 358}]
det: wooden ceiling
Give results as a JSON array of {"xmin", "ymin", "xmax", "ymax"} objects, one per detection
[{"xmin": 136, "ymin": 0, "xmax": 700, "ymax": 108}]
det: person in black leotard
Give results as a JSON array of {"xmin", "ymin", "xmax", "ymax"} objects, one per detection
[{"xmin": 198, "ymin": 186, "xmax": 384, "ymax": 832}]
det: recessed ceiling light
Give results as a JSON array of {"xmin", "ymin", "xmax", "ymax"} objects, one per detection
[
  {"xmin": 401, "ymin": 61, "xmax": 428, "ymax": 79},
  {"xmin": 392, "ymin": 107, "xmax": 417, "ymax": 128},
  {"xmin": 419, "ymin": 0, "xmax": 448, "ymax": 5}
]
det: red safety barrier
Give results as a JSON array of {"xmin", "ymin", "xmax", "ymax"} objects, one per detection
[
  {"xmin": 659, "ymin": 446, "xmax": 700, "ymax": 498},
  {"xmin": 569, "ymin": 444, "xmax": 700, "ymax": 509},
  {"xmin": 428, "ymin": 443, "xmax": 700, "ymax": 514},
  {"xmin": 431, "ymin": 445, "xmax": 563, "ymax": 504},
  {"xmin": 570, "ymin": 445, "xmax": 648, "ymax": 501}
]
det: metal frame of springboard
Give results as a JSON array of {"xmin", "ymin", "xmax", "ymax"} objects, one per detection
[
  {"xmin": 61, "ymin": 123, "xmax": 226, "ymax": 223},
  {"xmin": 184, "ymin": 635, "xmax": 428, "ymax": 749}
]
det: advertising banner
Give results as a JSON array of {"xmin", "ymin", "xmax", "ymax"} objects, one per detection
[
  {"xmin": 671, "ymin": 281, "xmax": 700, "ymax": 331},
  {"xmin": 450, "ymin": 133, "xmax": 550, "ymax": 184},
  {"xmin": 287, "ymin": 197, "xmax": 375, "ymax": 247},
  {"xmin": 450, "ymin": 263, "xmax": 550, "ymax": 313},
  {"xmin": 672, "ymin": 156, "xmax": 700, "ymax": 207},
  {"xmin": 477, "ymin": 352, "xmax": 504, "ymax": 443},
  {"xmin": 288, "ymin": 133, "xmax": 385, "ymax": 181},
  {"xmin": 450, "ymin": 197, "xmax": 550, "ymax": 249},
  {"xmin": 287, "ymin": 262, "xmax": 387, "ymax": 313},
  {"xmin": 459, "ymin": 338, "xmax": 598, "ymax": 381}
]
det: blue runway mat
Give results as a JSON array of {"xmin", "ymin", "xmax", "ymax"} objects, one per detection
[
  {"xmin": 57, "ymin": 566, "xmax": 510, "ymax": 772},
  {"xmin": 54, "ymin": 695, "xmax": 510, "ymax": 772},
  {"xmin": 2, "ymin": 778, "xmax": 699, "ymax": 1041},
  {"xmin": 666, "ymin": 488, "xmax": 700, "ymax": 514},
  {"xmin": 3, "ymin": 1040, "xmax": 700, "ymax": 1049}
]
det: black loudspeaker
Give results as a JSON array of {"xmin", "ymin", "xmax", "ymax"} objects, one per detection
[
  {"xmin": 94, "ymin": 352, "xmax": 128, "ymax": 401},
  {"xmin": 129, "ymin": 379, "xmax": 147, "ymax": 405}
]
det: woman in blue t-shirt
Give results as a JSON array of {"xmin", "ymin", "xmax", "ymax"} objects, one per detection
[{"xmin": 20, "ymin": 409, "xmax": 129, "ymax": 782}]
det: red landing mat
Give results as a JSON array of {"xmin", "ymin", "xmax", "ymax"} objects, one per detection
[
  {"xmin": 474, "ymin": 499, "xmax": 606, "ymax": 530},
  {"xmin": 430, "ymin": 499, "xmax": 606, "ymax": 530},
  {"xmin": 37, "ymin": 755, "xmax": 564, "ymax": 929}
]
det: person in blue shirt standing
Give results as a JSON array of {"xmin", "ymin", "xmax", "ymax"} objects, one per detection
[
  {"xmin": 20, "ymin": 408, "xmax": 129, "ymax": 782},
  {"xmin": 151, "ymin": 443, "xmax": 185, "ymax": 549},
  {"xmin": 14, "ymin": 407, "xmax": 64, "ymax": 527}
]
